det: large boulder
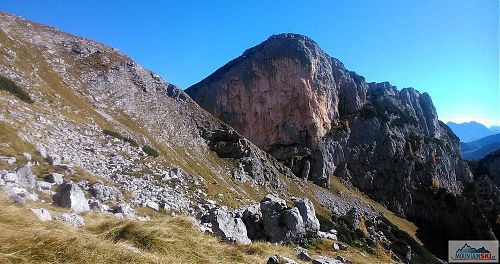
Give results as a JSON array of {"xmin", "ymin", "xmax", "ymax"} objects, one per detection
[
  {"xmin": 312, "ymin": 256, "xmax": 343, "ymax": 264},
  {"xmin": 293, "ymin": 198, "xmax": 320, "ymax": 236},
  {"xmin": 52, "ymin": 182, "xmax": 90, "ymax": 213},
  {"xmin": 47, "ymin": 153, "xmax": 62, "ymax": 166},
  {"xmin": 15, "ymin": 164, "xmax": 35, "ymax": 189},
  {"xmin": 236, "ymin": 203, "xmax": 265, "ymax": 240},
  {"xmin": 4, "ymin": 185, "xmax": 38, "ymax": 203},
  {"xmin": 260, "ymin": 194, "xmax": 319, "ymax": 243},
  {"xmin": 45, "ymin": 173, "xmax": 64, "ymax": 184},
  {"xmin": 3, "ymin": 172, "xmax": 17, "ymax": 184},
  {"xmin": 200, "ymin": 206, "xmax": 251, "ymax": 245},
  {"xmin": 267, "ymin": 255, "xmax": 298, "ymax": 264}
]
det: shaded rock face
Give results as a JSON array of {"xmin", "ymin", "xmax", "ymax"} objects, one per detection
[
  {"xmin": 260, "ymin": 194, "xmax": 320, "ymax": 243},
  {"xmin": 467, "ymin": 151, "xmax": 500, "ymax": 237},
  {"xmin": 53, "ymin": 182, "xmax": 90, "ymax": 213},
  {"xmin": 235, "ymin": 203, "xmax": 264, "ymax": 240},
  {"xmin": 187, "ymin": 33, "xmax": 490, "ymax": 241},
  {"xmin": 15, "ymin": 164, "xmax": 35, "ymax": 189},
  {"xmin": 199, "ymin": 206, "xmax": 252, "ymax": 245}
]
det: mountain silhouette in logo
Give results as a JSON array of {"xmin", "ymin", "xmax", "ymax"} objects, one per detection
[{"xmin": 456, "ymin": 244, "xmax": 491, "ymax": 254}]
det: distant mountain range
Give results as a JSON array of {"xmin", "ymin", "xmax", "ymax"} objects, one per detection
[
  {"xmin": 461, "ymin": 133, "xmax": 500, "ymax": 160},
  {"xmin": 447, "ymin": 121, "xmax": 500, "ymax": 142}
]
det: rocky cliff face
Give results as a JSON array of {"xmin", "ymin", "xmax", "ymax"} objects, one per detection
[
  {"xmin": 466, "ymin": 151, "xmax": 500, "ymax": 237},
  {"xmin": 187, "ymin": 33, "xmax": 494, "ymax": 242}
]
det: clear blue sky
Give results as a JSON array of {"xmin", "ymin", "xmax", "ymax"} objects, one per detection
[{"xmin": 2, "ymin": 1, "xmax": 499, "ymax": 126}]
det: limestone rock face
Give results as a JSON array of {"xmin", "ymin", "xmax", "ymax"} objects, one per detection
[
  {"xmin": 468, "ymin": 151, "xmax": 500, "ymax": 237},
  {"xmin": 200, "ymin": 206, "xmax": 251, "ymax": 245},
  {"xmin": 260, "ymin": 194, "xmax": 319, "ymax": 243},
  {"xmin": 293, "ymin": 198, "xmax": 320, "ymax": 236},
  {"xmin": 15, "ymin": 164, "xmax": 35, "ymax": 189},
  {"xmin": 187, "ymin": 33, "xmax": 490, "ymax": 241},
  {"xmin": 53, "ymin": 182, "xmax": 90, "ymax": 213},
  {"xmin": 187, "ymin": 34, "xmax": 367, "ymax": 159}
]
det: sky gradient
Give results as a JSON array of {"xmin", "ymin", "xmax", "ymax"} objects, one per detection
[{"xmin": 1, "ymin": 1, "xmax": 499, "ymax": 126}]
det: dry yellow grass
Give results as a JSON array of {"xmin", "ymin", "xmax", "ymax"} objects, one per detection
[
  {"xmin": 0, "ymin": 197, "xmax": 300, "ymax": 264},
  {"xmin": 0, "ymin": 195, "xmax": 398, "ymax": 264}
]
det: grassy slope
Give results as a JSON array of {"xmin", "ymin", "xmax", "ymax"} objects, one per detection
[
  {"xmin": 0, "ymin": 196, "xmax": 395, "ymax": 264},
  {"xmin": 0, "ymin": 15, "xmax": 416, "ymax": 263},
  {"xmin": 0, "ymin": 121, "xmax": 396, "ymax": 263}
]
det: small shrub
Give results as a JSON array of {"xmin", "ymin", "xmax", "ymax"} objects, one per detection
[
  {"xmin": 103, "ymin": 129, "xmax": 124, "ymax": 140},
  {"xmin": 379, "ymin": 217, "xmax": 439, "ymax": 264},
  {"xmin": 124, "ymin": 137, "xmax": 139, "ymax": 147},
  {"xmin": 142, "ymin": 145, "xmax": 159, "ymax": 157},
  {"xmin": 298, "ymin": 236, "xmax": 321, "ymax": 249},
  {"xmin": 431, "ymin": 178, "xmax": 440, "ymax": 189},
  {"xmin": 102, "ymin": 130, "xmax": 138, "ymax": 147},
  {"xmin": 316, "ymin": 214, "xmax": 336, "ymax": 232},
  {"xmin": 0, "ymin": 75, "xmax": 33, "ymax": 103}
]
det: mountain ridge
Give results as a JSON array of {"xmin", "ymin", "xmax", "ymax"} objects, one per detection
[
  {"xmin": 447, "ymin": 121, "xmax": 499, "ymax": 142},
  {"xmin": 0, "ymin": 12, "xmax": 496, "ymax": 263},
  {"xmin": 0, "ymin": 11, "xmax": 443, "ymax": 263},
  {"xmin": 187, "ymin": 32, "xmax": 496, "ymax": 257}
]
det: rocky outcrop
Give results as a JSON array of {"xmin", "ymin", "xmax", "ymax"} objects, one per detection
[
  {"xmin": 187, "ymin": 34, "xmax": 367, "ymax": 186},
  {"xmin": 198, "ymin": 195, "xmax": 320, "ymax": 244},
  {"xmin": 53, "ymin": 182, "xmax": 90, "ymax": 213},
  {"xmin": 199, "ymin": 206, "xmax": 251, "ymax": 245},
  {"xmin": 260, "ymin": 194, "xmax": 320, "ymax": 243},
  {"xmin": 187, "ymin": 33, "xmax": 490, "ymax": 243},
  {"xmin": 15, "ymin": 164, "xmax": 35, "ymax": 189},
  {"xmin": 45, "ymin": 173, "xmax": 64, "ymax": 184},
  {"xmin": 466, "ymin": 151, "xmax": 500, "ymax": 237}
]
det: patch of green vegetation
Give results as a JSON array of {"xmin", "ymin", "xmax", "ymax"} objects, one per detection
[
  {"xmin": 102, "ymin": 129, "xmax": 139, "ymax": 147},
  {"xmin": 298, "ymin": 236, "xmax": 321, "ymax": 249},
  {"xmin": 0, "ymin": 75, "xmax": 33, "ymax": 103},
  {"xmin": 379, "ymin": 217, "xmax": 439, "ymax": 264},
  {"xmin": 142, "ymin": 145, "xmax": 159, "ymax": 157},
  {"xmin": 317, "ymin": 214, "xmax": 336, "ymax": 232},
  {"xmin": 320, "ymin": 214, "xmax": 374, "ymax": 254}
]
